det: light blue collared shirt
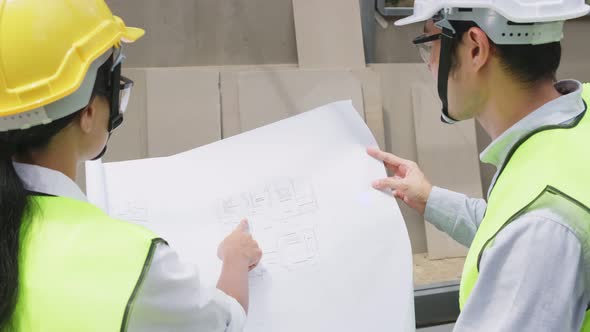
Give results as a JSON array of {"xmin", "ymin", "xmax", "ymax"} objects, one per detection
[{"xmin": 425, "ymin": 80, "xmax": 589, "ymax": 332}]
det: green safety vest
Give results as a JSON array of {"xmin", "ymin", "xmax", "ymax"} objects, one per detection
[
  {"xmin": 7, "ymin": 195, "xmax": 164, "ymax": 332},
  {"xmin": 460, "ymin": 83, "xmax": 590, "ymax": 330}
]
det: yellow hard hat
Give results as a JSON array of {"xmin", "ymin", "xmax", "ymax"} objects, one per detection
[{"xmin": 0, "ymin": 0, "xmax": 144, "ymax": 123}]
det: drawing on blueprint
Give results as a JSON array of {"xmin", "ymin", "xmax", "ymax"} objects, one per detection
[
  {"xmin": 278, "ymin": 229, "xmax": 318, "ymax": 270},
  {"xmin": 110, "ymin": 200, "xmax": 149, "ymax": 222},
  {"xmin": 218, "ymin": 178, "xmax": 318, "ymax": 223},
  {"xmin": 218, "ymin": 177, "xmax": 320, "ymax": 275}
]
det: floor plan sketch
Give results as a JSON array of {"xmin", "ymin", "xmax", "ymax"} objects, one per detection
[
  {"xmin": 218, "ymin": 177, "xmax": 320, "ymax": 272},
  {"xmin": 110, "ymin": 200, "xmax": 149, "ymax": 223},
  {"xmin": 218, "ymin": 177, "xmax": 318, "ymax": 223},
  {"xmin": 278, "ymin": 229, "xmax": 318, "ymax": 270}
]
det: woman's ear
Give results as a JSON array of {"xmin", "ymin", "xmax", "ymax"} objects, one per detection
[{"xmin": 77, "ymin": 103, "xmax": 96, "ymax": 134}]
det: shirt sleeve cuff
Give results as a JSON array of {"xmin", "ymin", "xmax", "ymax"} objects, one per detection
[
  {"xmin": 213, "ymin": 288, "xmax": 247, "ymax": 331},
  {"xmin": 424, "ymin": 186, "xmax": 464, "ymax": 235}
]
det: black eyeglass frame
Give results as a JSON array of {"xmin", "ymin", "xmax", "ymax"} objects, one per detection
[{"xmin": 412, "ymin": 33, "xmax": 442, "ymax": 45}]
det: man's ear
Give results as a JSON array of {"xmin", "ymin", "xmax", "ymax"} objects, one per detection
[
  {"xmin": 464, "ymin": 27, "xmax": 491, "ymax": 73},
  {"xmin": 78, "ymin": 103, "xmax": 96, "ymax": 134}
]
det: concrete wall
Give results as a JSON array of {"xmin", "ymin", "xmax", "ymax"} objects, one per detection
[{"xmin": 106, "ymin": 0, "xmax": 298, "ymax": 67}]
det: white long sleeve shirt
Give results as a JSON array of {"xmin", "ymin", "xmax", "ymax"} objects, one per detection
[{"xmin": 14, "ymin": 162, "xmax": 246, "ymax": 332}]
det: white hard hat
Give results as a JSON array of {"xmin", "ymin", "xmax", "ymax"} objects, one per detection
[
  {"xmin": 397, "ymin": 0, "xmax": 589, "ymax": 125},
  {"xmin": 396, "ymin": 0, "xmax": 589, "ymax": 45},
  {"xmin": 396, "ymin": 0, "xmax": 590, "ymax": 26},
  {"xmin": 395, "ymin": 0, "xmax": 590, "ymax": 45}
]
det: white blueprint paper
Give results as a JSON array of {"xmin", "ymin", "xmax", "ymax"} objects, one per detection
[{"xmin": 86, "ymin": 100, "xmax": 415, "ymax": 332}]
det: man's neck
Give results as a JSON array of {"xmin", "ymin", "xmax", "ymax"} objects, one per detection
[{"xmin": 477, "ymin": 79, "xmax": 562, "ymax": 140}]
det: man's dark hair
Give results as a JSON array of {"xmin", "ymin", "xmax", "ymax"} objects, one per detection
[{"xmin": 449, "ymin": 21, "xmax": 561, "ymax": 85}]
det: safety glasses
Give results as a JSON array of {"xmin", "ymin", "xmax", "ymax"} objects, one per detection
[
  {"xmin": 108, "ymin": 71, "xmax": 133, "ymax": 132},
  {"xmin": 107, "ymin": 49, "xmax": 134, "ymax": 132},
  {"xmin": 412, "ymin": 33, "xmax": 441, "ymax": 64}
]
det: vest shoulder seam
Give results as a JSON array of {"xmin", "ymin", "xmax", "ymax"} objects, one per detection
[
  {"xmin": 120, "ymin": 238, "xmax": 167, "ymax": 332},
  {"xmin": 490, "ymin": 105, "xmax": 587, "ymax": 196}
]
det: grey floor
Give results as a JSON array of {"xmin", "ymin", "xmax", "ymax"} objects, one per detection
[{"xmin": 417, "ymin": 324, "xmax": 455, "ymax": 332}]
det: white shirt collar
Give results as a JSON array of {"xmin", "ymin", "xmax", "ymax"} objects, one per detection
[
  {"xmin": 480, "ymin": 80, "xmax": 586, "ymax": 197},
  {"xmin": 13, "ymin": 162, "xmax": 87, "ymax": 202}
]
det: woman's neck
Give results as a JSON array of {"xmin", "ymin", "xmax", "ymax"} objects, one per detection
[{"xmin": 14, "ymin": 139, "xmax": 79, "ymax": 181}]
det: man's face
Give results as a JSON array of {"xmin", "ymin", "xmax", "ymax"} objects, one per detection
[{"xmin": 421, "ymin": 20, "xmax": 487, "ymax": 121}]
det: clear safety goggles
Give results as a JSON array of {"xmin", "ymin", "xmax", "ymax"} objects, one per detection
[
  {"xmin": 106, "ymin": 48, "xmax": 133, "ymax": 132},
  {"xmin": 118, "ymin": 76, "xmax": 133, "ymax": 117},
  {"xmin": 412, "ymin": 33, "xmax": 442, "ymax": 65}
]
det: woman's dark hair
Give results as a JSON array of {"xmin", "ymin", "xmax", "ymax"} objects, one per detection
[
  {"xmin": 0, "ymin": 56, "xmax": 111, "ymax": 328},
  {"xmin": 449, "ymin": 20, "xmax": 561, "ymax": 85},
  {"xmin": 0, "ymin": 113, "xmax": 78, "ymax": 328}
]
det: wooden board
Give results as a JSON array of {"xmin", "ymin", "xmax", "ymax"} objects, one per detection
[{"xmin": 292, "ymin": 0, "xmax": 365, "ymax": 68}]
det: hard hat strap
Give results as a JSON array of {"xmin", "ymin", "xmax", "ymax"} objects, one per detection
[
  {"xmin": 435, "ymin": 14, "xmax": 460, "ymax": 125},
  {"xmin": 91, "ymin": 48, "xmax": 134, "ymax": 160},
  {"xmin": 107, "ymin": 62, "xmax": 124, "ymax": 132},
  {"xmin": 94, "ymin": 48, "xmax": 133, "ymax": 133}
]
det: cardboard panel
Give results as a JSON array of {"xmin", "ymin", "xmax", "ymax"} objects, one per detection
[
  {"xmin": 219, "ymin": 65, "xmax": 298, "ymax": 138},
  {"xmin": 353, "ymin": 69, "xmax": 386, "ymax": 148},
  {"xmin": 226, "ymin": 69, "xmax": 364, "ymax": 134},
  {"xmin": 369, "ymin": 63, "xmax": 430, "ymax": 254},
  {"xmin": 220, "ymin": 71, "xmax": 241, "ymax": 139},
  {"xmin": 146, "ymin": 68, "xmax": 221, "ymax": 157},
  {"xmin": 558, "ymin": 63, "xmax": 590, "ymax": 83},
  {"xmin": 411, "ymin": 84, "xmax": 482, "ymax": 259},
  {"xmin": 292, "ymin": 0, "xmax": 365, "ymax": 68}
]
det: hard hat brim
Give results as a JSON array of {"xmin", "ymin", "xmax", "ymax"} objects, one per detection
[
  {"xmin": 395, "ymin": 3, "xmax": 590, "ymax": 26},
  {"xmin": 121, "ymin": 27, "xmax": 145, "ymax": 43},
  {"xmin": 394, "ymin": 7, "xmax": 440, "ymax": 26}
]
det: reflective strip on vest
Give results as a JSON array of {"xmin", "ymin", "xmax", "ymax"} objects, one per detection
[
  {"xmin": 460, "ymin": 84, "xmax": 590, "ymax": 331},
  {"xmin": 8, "ymin": 196, "xmax": 161, "ymax": 332}
]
